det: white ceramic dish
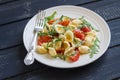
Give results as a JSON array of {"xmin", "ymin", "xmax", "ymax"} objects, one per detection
[{"xmin": 23, "ymin": 5, "xmax": 111, "ymax": 68}]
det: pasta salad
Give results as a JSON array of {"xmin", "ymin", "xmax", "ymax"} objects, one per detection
[{"xmin": 36, "ymin": 11, "xmax": 100, "ymax": 62}]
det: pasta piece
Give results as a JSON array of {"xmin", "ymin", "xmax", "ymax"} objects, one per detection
[
  {"xmin": 46, "ymin": 23, "xmax": 53, "ymax": 30},
  {"xmin": 48, "ymin": 47, "xmax": 57, "ymax": 56},
  {"xmin": 69, "ymin": 19, "xmax": 82, "ymax": 27},
  {"xmin": 64, "ymin": 47, "xmax": 75, "ymax": 56},
  {"xmin": 78, "ymin": 46, "xmax": 90, "ymax": 54},
  {"xmin": 36, "ymin": 46, "xmax": 48, "ymax": 54},
  {"xmin": 74, "ymin": 38, "xmax": 82, "ymax": 44},
  {"xmin": 55, "ymin": 24, "xmax": 65, "ymax": 33},
  {"xmin": 70, "ymin": 42, "xmax": 75, "ymax": 47},
  {"xmin": 59, "ymin": 34, "xmax": 66, "ymax": 41},
  {"xmin": 64, "ymin": 30, "xmax": 74, "ymax": 42},
  {"xmin": 84, "ymin": 35, "xmax": 96, "ymax": 47},
  {"xmin": 63, "ymin": 41, "xmax": 70, "ymax": 50},
  {"xmin": 55, "ymin": 40, "xmax": 62, "ymax": 50},
  {"xmin": 41, "ymin": 43, "xmax": 48, "ymax": 48},
  {"xmin": 87, "ymin": 30, "xmax": 97, "ymax": 37}
]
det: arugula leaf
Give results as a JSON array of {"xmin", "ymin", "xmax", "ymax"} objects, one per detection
[
  {"xmin": 60, "ymin": 15, "xmax": 64, "ymax": 21},
  {"xmin": 79, "ymin": 16, "xmax": 84, "ymax": 20},
  {"xmin": 46, "ymin": 11, "xmax": 57, "ymax": 21},
  {"xmin": 52, "ymin": 38, "xmax": 62, "ymax": 44},
  {"xmin": 38, "ymin": 31, "xmax": 48, "ymax": 36},
  {"xmin": 57, "ymin": 54, "xmax": 66, "ymax": 60},
  {"xmin": 48, "ymin": 29, "xmax": 57, "ymax": 36},
  {"xmin": 89, "ymin": 37, "xmax": 100, "ymax": 58},
  {"xmin": 80, "ymin": 18, "xmax": 100, "ymax": 32}
]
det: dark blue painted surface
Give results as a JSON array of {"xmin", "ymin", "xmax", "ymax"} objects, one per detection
[{"xmin": 0, "ymin": 0, "xmax": 120, "ymax": 80}]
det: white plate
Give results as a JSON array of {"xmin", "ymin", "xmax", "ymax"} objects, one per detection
[{"xmin": 23, "ymin": 5, "xmax": 111, "ymax": 68}]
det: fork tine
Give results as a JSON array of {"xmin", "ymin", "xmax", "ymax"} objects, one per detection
[
  {"xmin": 35, "ymin": 10, "xmax": 41, "ymax": 26},
  {"xmin": 39, "ymin": 10, "xmax": 46, "ymax": 27},
  {"xmin": 35, "ymin": 10, "xmax": 46, "ymax": 28}
]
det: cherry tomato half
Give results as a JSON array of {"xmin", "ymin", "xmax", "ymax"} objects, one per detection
[
  {"xmin": 37, "ymin": 36, "xmax": 52, "ymax": 45},
  {"xmin": 48, "ymin": 19, "xmax": 58, "ymax": 25},
  {"xmin": 58, "ymin": 20, "xmax": 70, "ymax": 26},
  {"xmin": 70, "ymin": 51, "xmax": 80, "ymax": 62},
  {"xmin": 81, "ymin": 26, "xmax": 91, "ymax": 32},
  {"xmin": 73, "ymin": 29, "xmax": 85, "ymax": 40}
]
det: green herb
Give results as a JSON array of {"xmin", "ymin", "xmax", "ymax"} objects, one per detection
[
  {"xmin": 79, "ymin": 16, "xmax": 84, "ymax": 20},
  {"xmin": 53, "ymin": 38, "xmax": 62, "ymax": 44},
  {"xmin": 57, "ymin": 54, "xmax": 66, "ymax": 60},
  {"xmin": 48, "ymin": 29, "xmax": 57, "ymax": 36},
  {"xmin": 45, "ymin": 42, "xmax": 51, "ymax": 50},
  {"xmin": 46, "ymin": 11, "xmax": 57, "ymax": 21},
  {"xmin": 60, "ymin": 15, "xmax": 64, "ymax": 21},
  {"xmin": 89, "ymin": 37, "xmax": 100, "ymax": 58},
  {"xmin": 62, "ymin": 26, "xmax": 70, "ymax": 31},
  {"xmin": 38, "ymin": 31, "xmax": 47, "ymax": 36},
  {"xmin": 80, "ymin": 18, "xmax": 99, "ymax": 32},
  {"xmin": 44, "ymin": 24, "xmax": 50, "ymax": 31}
]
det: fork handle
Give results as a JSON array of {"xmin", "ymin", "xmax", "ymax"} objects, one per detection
[
  {"xmin": 24, "ymin": 32, "xmax": 37, "ymax": 65},
  {"xmin": 24, "ymin": 49, "xmax": 34, "ymax": 65},
  {"xmin": 31, "ymin": 32, "xmax": 38, "ymax": 49}
]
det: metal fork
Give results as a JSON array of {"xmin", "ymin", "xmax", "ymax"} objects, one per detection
[{"xmin": 24, "ymin": 10, "xmax": 46, "ymax": 65}]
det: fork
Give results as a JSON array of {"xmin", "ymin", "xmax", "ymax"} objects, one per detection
[{"xmin": 24, "ymin": 10, "xmax": 46, "ymax": 65}]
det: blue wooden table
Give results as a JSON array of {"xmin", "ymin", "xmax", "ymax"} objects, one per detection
[{"xmin": 0, "ymin": 0, "xmax": 120, "ymax": 80}]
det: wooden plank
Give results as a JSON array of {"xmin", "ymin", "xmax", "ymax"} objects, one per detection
[
  {"xmin": 108, "ymin": 19, "xmax": 120, "ymax": 47},
  {"xmin": 7, "ymin": 45, "xmax": 120, "ymax": 80},
  {"xmin": 0, "ymin": 19, "xmax": 29, "ymax": 50},
  {"xmin": 0, "ymin": 0, "xmax": 120, "ymax": 25},
  {"xmin": 0, "ymin": 45, "xmax": 47, "ymax": 80},
  {"xmin": 0, "ymin": 0, "xmax": 30, "ymax": 25},
  {"xmin": 0, "ymin": 0, "xmax": 94, "ymax": 25},
  {"xmin": 82, "ymin": 0, "xmax": 120, "ymax": 20},
  {"xmin": 0, "ymin": 0, "xmax": 16, "ymax": 4}
]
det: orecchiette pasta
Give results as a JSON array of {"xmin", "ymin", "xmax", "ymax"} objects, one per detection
[
  {"xmin": 69, "ymin": 19, "xmax": 82, "ymax": 27},
  {"xmin": 48, "ymin": 47, "xmax": 57, "ymax": 56},
  {"xmin": 59, "ymin": 34, "xmax": 66, "ymax": 41},
  {"xmin": 54, "ymin": 40, "xmax": 62, "ymax": 50},
  {"xmin": 78, "ymin": 46, "xmax": 90, "ymax": 54},
  {"xmin": 84, "ymin": 35, "xmax": 96, "ymax": 47},
  {"xmin": 64, "ymin": 47, "xmax": 75, "ymax": 56},
  {"xmin": 87, "ymin": 30, "xmax": 97, "ymax": 37},
  {"xmin": 36, "ymin": 46, "xmax": 48, "ymax": 54},
  {"xmin": 64, "ymin": 30, "xmax": 74, "ymax": 42},
  {"xmin": 55, "ymin": 24, "xmax": 65, "ymax": 33},
  {"xmin": 63, "ymin": 41, "xmax": 70, "ymax": 50}
]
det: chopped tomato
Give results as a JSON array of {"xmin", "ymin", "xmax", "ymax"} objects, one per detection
[
  {"xmin": 73, "ymin": 29, "xmax": 85, "ymax": 40},
  {"xmin": 58, "ymin": 20, "xmax": 70, "ymax": 26},
  {"xmin": 70, "ymin": 51, "xmax": 80, "ymax": 62},
  {"xmin": 48, "ymin": 19, "xmax": 57, "ymax": 25},
  {"xmin": 81, "ymin": 26, "xmax": 91, "ymax": 32},
  {"xmin": 37, "ymin": 36, "xmax": 52, "ymax": 45}
]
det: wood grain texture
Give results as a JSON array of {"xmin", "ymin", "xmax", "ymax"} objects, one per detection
[
  {"xmin": 7, "ymin": 46, "xmax": 120, "ymax": 80},
  {"xmin": 0, "ymin": 0, "xmax": 17, "ymax": 4},
  {"xmin": 82, "ymin": 0, "xmax": 120, "ymax": 20},
  {"xmin": 0, "ymin": 19, "xmax": 29, "ymax": 50},
  {"xmin": 108, "ymin": 19, "xmax": 120, "ymax": 47},
  {"xmin": 0, "ymin": 45, "xmax": 47, "ymax": 79},
  {"xmin": 0, "ymin": 0, "xmax": 94, "ymax": 25}
]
